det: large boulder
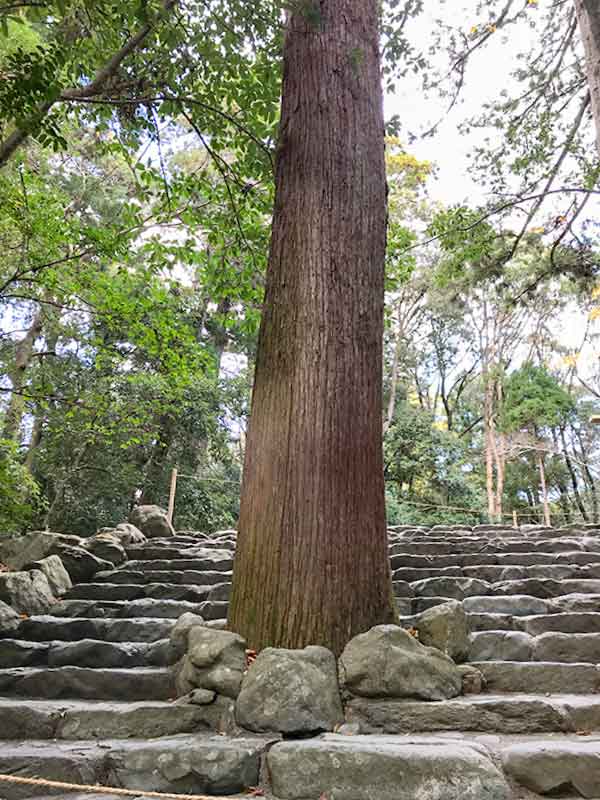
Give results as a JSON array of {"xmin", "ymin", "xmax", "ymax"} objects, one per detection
[
  {"xmin": 170, "ymin": 612, "xmax": 205, "ymax": 660},
  {"xmin": 339, "ymin": 625, "xmax": 462, "ymax": 701},
  {"xmin": 113, "ymin": 522, "xmax": 146, "ymax": 545},
  {"xmin": 414, "ymin": 600, "xmax": 469, "ymax": 663},
  {"xmin": 85, "ymin": 533, "xmax": 127, "ymax": 566},
  {"xmin": 23, "ymin": 555, "xmax": 72, "ymax": 597},
  {"xmin": 0, "ymin": 531, "xmax": 82, "ymax": 571},
  {"xmin": 0, "ymin": 569, "xmax": 56, "ymax": 614},
  {"xmin": 236, "ymin": 646, "xmax": 343, "ymax": 734},
  {"xmin": 54, "ymin": 546, "xmax": 113, "ymax": 583},
  {"xmin": 129, "ymin": 505, "xmax": 175, "ymax": 539},
  {"xmin": 176, "ymin": 626, "xmax": 246, "ymax": 699},
  {"xmin": 0, "ymin": 599, "xmax": 21, "ymax": 634}
]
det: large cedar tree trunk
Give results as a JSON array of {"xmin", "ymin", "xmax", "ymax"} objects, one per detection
[
  {"xmin": 228, "ymin": 0, "xmax": 395, "ymax": 655},
  {"xmin": 575, "ymin": 0, "xmax": 600, "ymax": 155}
]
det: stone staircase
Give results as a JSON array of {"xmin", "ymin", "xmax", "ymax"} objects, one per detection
[{"xmin": 0, "ymin": 524, "xmax": 599, "ymax": 798}]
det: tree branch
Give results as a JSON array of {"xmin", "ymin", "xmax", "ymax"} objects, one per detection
[{"xmin": 0, "ymin": 0, "xmax": 178, "ymax": 167}]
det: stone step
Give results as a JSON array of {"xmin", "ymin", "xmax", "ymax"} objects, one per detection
[
  {"xmin": 0, "ymin": 638, "xmax": 174, "ymax": 669},
  {"xmin": 462, "ymin": 594, "xmax": 568, "ymax": 615},
  {"xmin": 95, "ymin": 569, "xmax": 232, "ymax": 587},
  {"xmin": 266, "ymin": 734, "xmax": 512, "ymax": 800},
  {"xmin": 124, "ymin": 547, "xmax": 233, "ymax": 568},
  {"xmin": 50, "ymin": 598, "xmax": 210, "ymax": 619},
  {"xmin": 0, "ymin": 697, "xmax": 224, "ymax": 740},
  {"xmin": 0, "ymin": 666, "xmax": 174, "ymax": 700},
  {"xmin": 410, "ymin": 576, "xmax": 600, "ymax": 600},
  {"xmin": 13, "ymin": 616, "xmax": 175, "ymax": 643},
  {"xmin": 390, "ymin": 538, "xmax": 593, "ymax": 558},
  {"xmin": 469, "ymin": 631, "xmax": 600, "ymax": 663},
  {"xmin": 470, "ymin": 661, "xmax": 600, "ymax": 693},
  {"xmin": 345, "ymin": 693, "xmax": 600, "ymax": 734},
  {"xmin": 394, "ymin": 564, "xmax": 600, "ymax": 582},
  {"xmin": 468, "ymin": 611, "xmax": 600, "ymax": 634},
  {"xmin": 391, "ymin": 551, "xmax": 600, "ymax": 569},
  {"xmin": 501, "ymin": 737, "xmax": 600, "ymax": 798},
  {"xmin": 64, "ymin": 582, "xmax": 223, "ymax": 603},
  {"xmin": 124, "ymin": 559, "xmax": 233, "ymax": 578},
  {"xmin": 0, "ymin": 734, "xmax": 268, "ymax": 799}
]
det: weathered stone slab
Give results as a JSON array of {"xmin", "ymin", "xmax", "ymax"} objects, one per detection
[
  {"xmin": 469, "ymin": 631, "xmax": 534, "ymax": 661},
  {"xmin": 532, "ymin": 632, "xmax": 600, "ymax": 663},
  {"xmin": 463, "ymin": 595, "xmax": 552, "ymax": 615},
  {"xmin": 267, "ymin": 735, "xmax": 512, "ymax": 800},
  {"xmin": 345, "ymin": 694, "xmax": 573, "ymax": 734},
  {"xmin": 502, "ymin": 740, "xmax": 600, "ymax": 798},
  {"xmin": 471, "ymin": 661, "xmax": 600, "ymax": 694}
]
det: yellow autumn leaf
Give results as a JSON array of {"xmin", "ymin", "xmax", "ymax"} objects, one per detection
[
  {"xmin": 487, "ymin": 23, "xmax": 497, "ymax": 33},
  {"xmin": 469, "ymin": 25, "xmax": 478, "ymax": 35},
  {"xmin": 591, "ymin": 285, "xmax": 600, "ymax": 299},
  {"xmin": 528, "ymin": 226, "xmax": 546, "ymax": 234},
  {"xmin": 590, "ymin": 307, "xmax": 600, "ymax": 321}
]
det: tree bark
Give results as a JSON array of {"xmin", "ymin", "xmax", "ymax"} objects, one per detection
[
  {"xmin": 575, "ymin": 0, "xmax": 600, "ymax": 155},
  {"xmin": 228, "ymin": 0, "xmax": 395, "ymax": 655}
]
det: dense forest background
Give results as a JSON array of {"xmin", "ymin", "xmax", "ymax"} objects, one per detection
[{"xmin": 1, "ymin": 0, "xmax": 599, "ymax": 535}]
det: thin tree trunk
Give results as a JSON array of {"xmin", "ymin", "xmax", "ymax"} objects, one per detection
[
  {"xmin": 573, "ymin": 425, "xmax": 599, "ymax": 522},
  {"xmin": 559, "ymin": 426, "xmax": 588, "ymax": 521},
  {"xmin": 538, "ymin": 453, "xmax": 551, "ymax": 527},
  {"xmin": 384, "ymin": 317, "xmax": 402, "ymax": 435},
  {"xmin": 484, "ymin": 378, "xmax": 496, "ymax": 520},
  {"xmin": 2, "ymin": 308, "xmax": 44, "ymax": 442},
  {"xmin": 575, "ymin": 0, "xmax": 600, "ymax": 155},
  {"xmin": 229, "ymin": 0, "xmax": 395, "ymax": 655}
]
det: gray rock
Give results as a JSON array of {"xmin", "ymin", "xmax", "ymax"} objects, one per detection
[
  {"xmin": 463, "ymin": 595, "xmax": 552, "ymax": 615},
  {"xmin": 469, "ymin": 631, "xmax": 534, "ymax": 661},
  {"xmin": 106, "ymin": 734, "xmax": 267, "ymax": 795},
  {"xmin": 86, "ymin": 533, "xmax": 127, "ymax": 566},
  {"xmin": 502, "ymin": 740, "xmax": 600, "ymax": 798},
  {"xmin": 0, "ymin": 599, "xmax": 20, "ymax": 635},
  {"xmin": 532, "ymin": 632, "xmax": 600, "ymax": 663},
  {"xmin": 170, "ymin": 612, "xmax": 205, "ymax": 660},
  {"xmin": 410, "ymin": 577, "xmax": 491, "ymax": 599},
  {"xmin": 338, "ymin": 625, "xmax": 462, "ymax": 701},
  {"xmin": 0, "ymin": 531, "xmax": 83, "ymax": 570},
  {"xmin": 47, "ymin": 639, "xmax": 148, "ymax": 669},
  {"xmin": 129, "ymin": 505, "xmax": 175, "ymax": 539},
  {"xmin": 267, "ymin": 735, "xmax": 512, "ymax": 800},
  {"xmin": 188, "ymin": 688, "xmax": 217, "ymax": 705},
  {"xmin": 177, "ymin": 626, "xmax": 246, "ymax": 699},
  {"xmin": 113, "ymin": 522, "xmax": 147, "ymax": 545},
  {"xmin": 0, "ymin": 569, "xmax": 56, "ymax": 614},
  {"xmin": 23, "ymin": 555, "xmax": 71, "ymax": 596},
  {"xmin": 236, "ymin": 646, "xmax": 343, "ymax": 734},
  {"xmin": 459, "ymin": 664, "xmax": 485, "ymax": 694},
  {"xmin": 55, "ymin": 546, "xmax": 114, "ymax": 583},
  {"xmin": 414, "ymin": 600, "xmax": 469, "ymax": 662}
]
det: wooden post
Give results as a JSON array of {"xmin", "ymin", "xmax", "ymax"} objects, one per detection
[
  {"xmin": 512, "ymin": 510, "xmax": 518, "ymax": 529},
  {"xmin": 167, "ymin": 468, "xmax": 178, "ymax": 524}
]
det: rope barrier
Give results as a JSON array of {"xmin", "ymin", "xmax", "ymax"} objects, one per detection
[{"xmin": 0, "ymin": 773, "xmax": 248, "ymax": 799}]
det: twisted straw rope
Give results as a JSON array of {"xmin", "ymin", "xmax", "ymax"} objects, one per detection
[{"xmin": 0, "ymin": 773, "xmax": 251, "ymax": 799}]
